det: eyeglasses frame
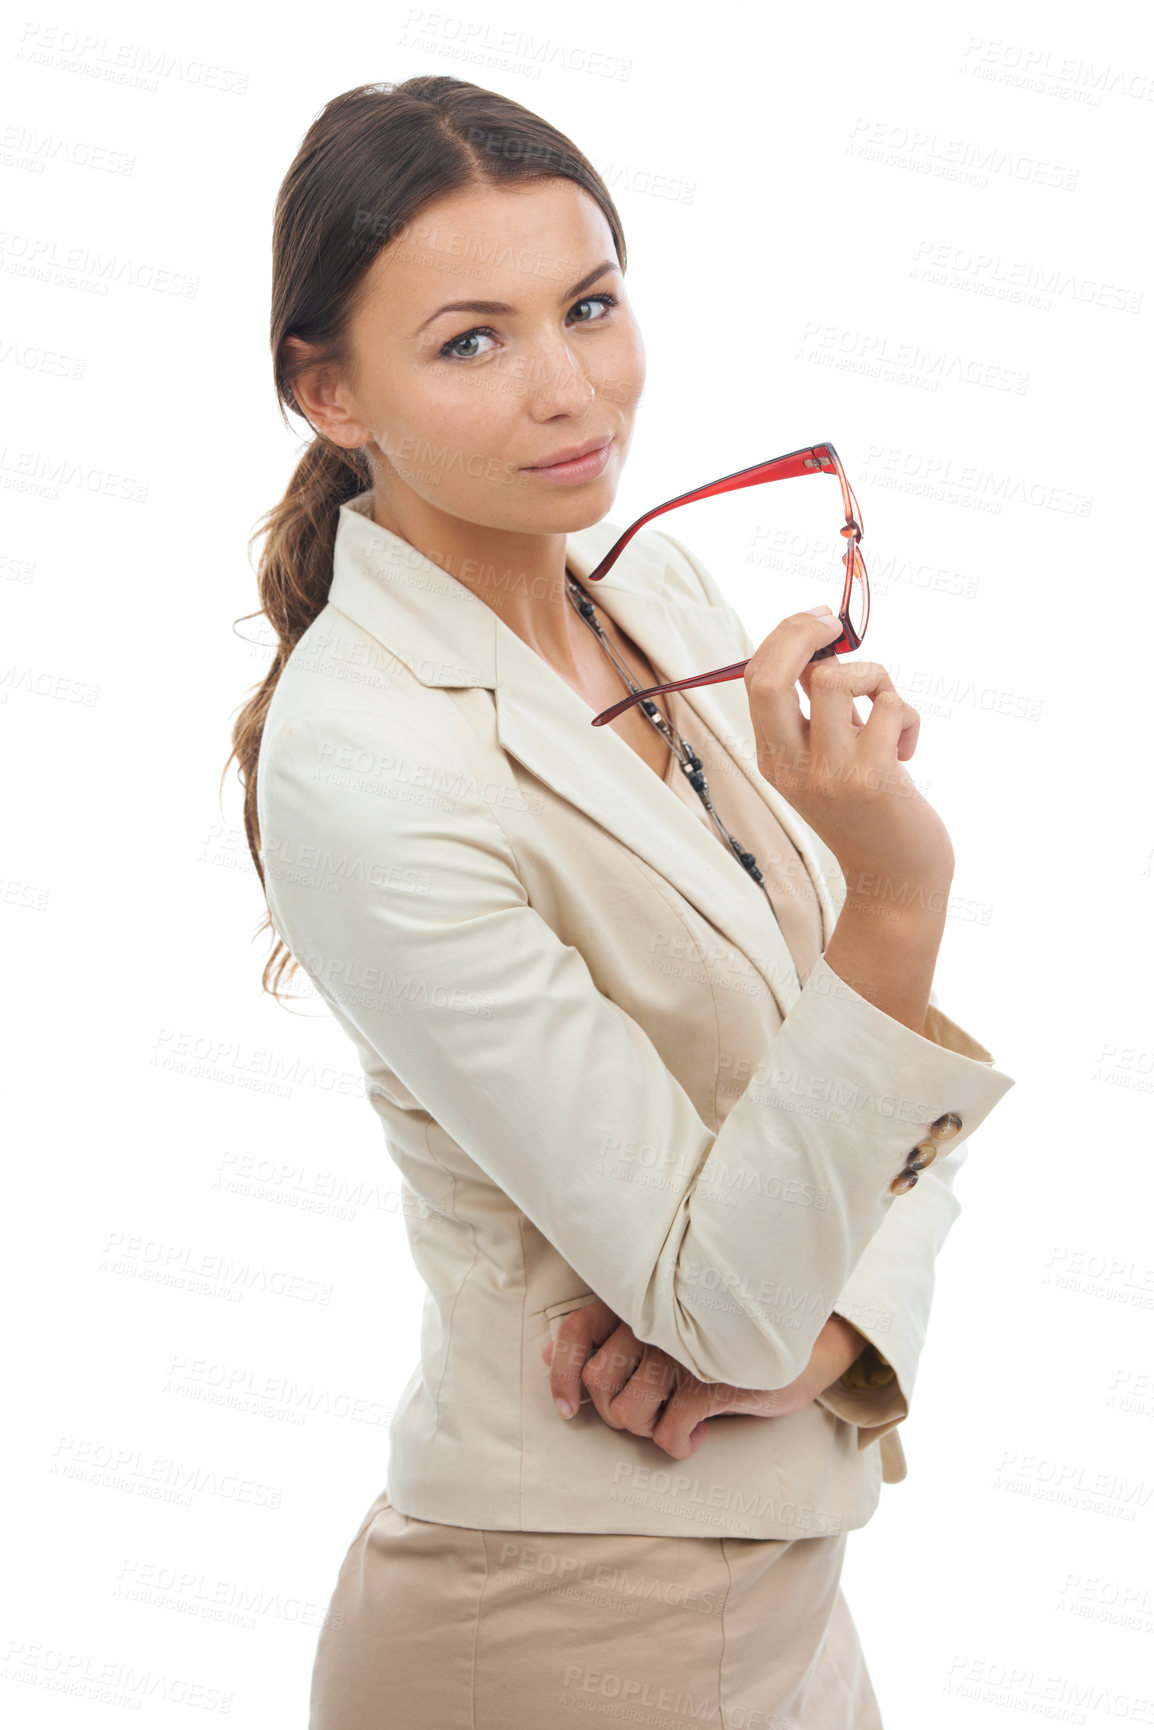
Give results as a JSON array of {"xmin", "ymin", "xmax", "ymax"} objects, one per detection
[{"xmin": 582, "ymin": 441, "xmax": 868, "ymax": 727}]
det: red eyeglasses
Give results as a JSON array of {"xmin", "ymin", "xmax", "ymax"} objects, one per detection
[{"xmin": 583, "ymin": 441, "xmax": 868, "ymax": 726}]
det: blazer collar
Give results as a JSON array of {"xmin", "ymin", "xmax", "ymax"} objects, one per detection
[{"xmin": 327, "ymin": 489, "xmax": 838, "ymax": 1022}]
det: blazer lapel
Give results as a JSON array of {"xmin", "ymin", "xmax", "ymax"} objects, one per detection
[
  {"xmin": 564, "ymin": 537, "xmax": 842, "ymax": 961},
  {"xmin": 327, "ymin": 492, "xmax": 837, "ymax": 1023}
]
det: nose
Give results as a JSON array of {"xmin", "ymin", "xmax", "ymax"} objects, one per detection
[{"xmin": 526, "ymin": 334, "xmax": 595, "ymax": 419}]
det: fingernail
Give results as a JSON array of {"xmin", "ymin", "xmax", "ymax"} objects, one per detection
[
  {"xmin": 806, "ymin": 604, "xmax": 834, "ymax": 615},
  {"xmin": 555, "ymin": 1397, "xmax": 575, "ymax": 1418}
]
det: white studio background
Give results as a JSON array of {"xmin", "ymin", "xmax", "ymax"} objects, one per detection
[{"xmin": 3, "ymin": 1, "xmax": 1152, "ymax": 1725}]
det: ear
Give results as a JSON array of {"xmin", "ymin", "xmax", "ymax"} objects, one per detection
[{"xmin": 281, "ymin": 334, "xmax": 372, "ymax": 451}]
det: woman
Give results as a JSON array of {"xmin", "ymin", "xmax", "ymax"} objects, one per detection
[{"xmin": 227, "ymin": 76, "xmax": 1015, "ymax": 1727}]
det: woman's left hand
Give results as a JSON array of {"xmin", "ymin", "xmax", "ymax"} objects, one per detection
[{"xmin": 541, "ymin": 1302, "xmax": 867, "ymax": 1461}]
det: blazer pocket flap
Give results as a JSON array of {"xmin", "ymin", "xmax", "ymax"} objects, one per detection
[{"xmin": 541, "ymin": 1292, "xmax": 601, "ymax": 1330}]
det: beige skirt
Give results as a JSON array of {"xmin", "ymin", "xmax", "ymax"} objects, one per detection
[{"xmin": 308, "ymin": 1487, "xmax": 885, "ymax": 1728}]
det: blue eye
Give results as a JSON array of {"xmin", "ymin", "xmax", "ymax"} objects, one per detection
[{"xmin": 438, "ymin": 292, "xmax": 618, "ymax": 361}]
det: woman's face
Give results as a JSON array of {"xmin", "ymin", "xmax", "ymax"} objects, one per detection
[{"xmin": 334, "ymin": 176, "xmax": 646, "ymax": 537}]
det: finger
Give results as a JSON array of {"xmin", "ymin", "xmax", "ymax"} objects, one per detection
[
  {"xmin": 803, "ymin": 670, "xmax": 921, "ymax": 777},
  {"xmin": 798, "ymin": 661, "xmax": 867, "ymax": 730},
  {"xmin": 650, "ymin": 1383, "xmax": 715, "ymax": 1460},
  {"xmin": 600, "ymin": 1347, "xmax": 681, "ymax": 1436},
  {"xmin": 858, "ymin": 684, "xmax": 921, "ymax": 762},
  {"xmin": 743, "ymin": 612, "xmax": 845, "ymax": 772},
  {"xmin": 548, "ymin": 1301, "xmax": 617, "ymax": 1418},
  {"xmin": 804, "ymin": 660, "xmax": 909, "ymax": 774},
  {"xmin": 580, "ymin": 1325, "xmax": 647, "ymax": 1428}
]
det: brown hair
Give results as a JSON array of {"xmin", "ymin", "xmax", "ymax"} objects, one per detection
[{"xmin": 222, "ymin": 75, "xmax": 628, "ymax": 1002}]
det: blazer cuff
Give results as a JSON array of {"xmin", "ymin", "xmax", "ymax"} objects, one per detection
[
  {"xmin": 819, "ymin": 1333, "xmax": 908, "ymax": 1439},
  {"xmin": 841, "ymin": 1340, "xmax": 898, "ymax": 1393},
  {"xmin": 784, "ymin": 952, "xmax": 1015, "ymax": 1129}
]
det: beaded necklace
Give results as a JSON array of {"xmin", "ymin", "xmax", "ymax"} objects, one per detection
[{"xmin": 564, "ymin": 566, "xmax": 771, "ymax": 901}]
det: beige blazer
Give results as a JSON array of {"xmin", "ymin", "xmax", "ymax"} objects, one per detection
[{"xmin": 257, "ymin": 489, "xmax": 1016, "ymax": 1539}]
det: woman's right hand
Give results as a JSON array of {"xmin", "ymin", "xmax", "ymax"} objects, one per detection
[{"xmin": 742, "ymin": 607, "xmax": 956, "ymax": 899}]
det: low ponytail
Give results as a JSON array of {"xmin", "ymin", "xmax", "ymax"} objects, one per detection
[
  {"xmin": 221, "ymin": 75, "xmax": 627, "ymax": 1001},
  {"xmin": 224, "ymin": 436, "xmax": 371, "ymax": 1001}
]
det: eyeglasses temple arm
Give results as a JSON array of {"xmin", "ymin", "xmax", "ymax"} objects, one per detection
[
  {"xmin": 590, "ymin": 659, "xmax": 751, "ymax": 726},
  {"xmin": 588, "ymin": 607, "xmax": 861, "ymax": 725},
  {"xmin": 585, "ymin": 444, "xmax": 840, "ymax": 583}
]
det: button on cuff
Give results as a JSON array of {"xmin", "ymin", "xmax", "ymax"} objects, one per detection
[
  {"xmin": 930, "ymin": 1111, "xmax": 962, "ymax": 1141},
  {"xmin": 905, "ymin": 1137, "xmax": 939, "ymax": 1172}
]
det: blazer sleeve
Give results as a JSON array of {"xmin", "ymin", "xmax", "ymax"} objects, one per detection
[
  {"xmin": 811, "ymin": 976, "xmax": 995, "ymax": 1455},
  {"xmin": 819, "ymin": 1140, "xmax": 964, "ymax": 1447},
  {"xmin": 258, "ymin": 688, "xmax": 1016, "ymax": 1392},
  {"xmin": 651, "ymin": 525, "xmax": 1008, "ymax": 1427}
]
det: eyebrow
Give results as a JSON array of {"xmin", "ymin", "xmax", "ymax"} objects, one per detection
[{"xmin": 413, "ymin": 259, "xmax": 621, "ymax": 336}]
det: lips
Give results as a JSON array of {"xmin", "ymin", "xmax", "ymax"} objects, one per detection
[{"xmin": 522, "ymin": 436, "xmax": 612, "ymax": 470}]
